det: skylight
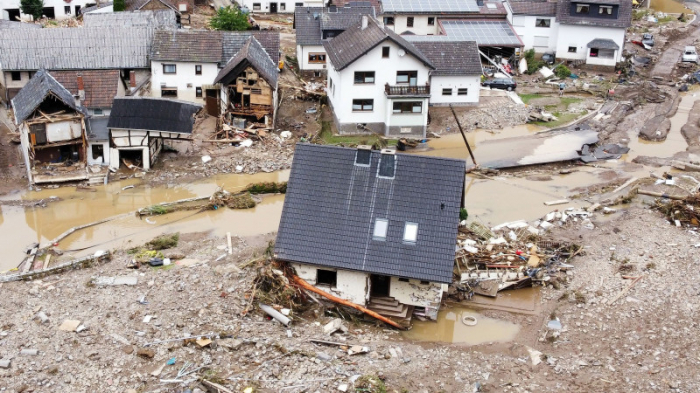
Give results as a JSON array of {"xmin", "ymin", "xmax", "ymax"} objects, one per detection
[
  {"xmin": 373, "ymin": 218, "xmax": 388, "ymax": 240},
  {"xmin": 403, "ymin": 222, "xmax": 418, "ymax": 243},
  {"xmin": 378, "ymin": 151, "xmax": 396, "ymax": 178}
]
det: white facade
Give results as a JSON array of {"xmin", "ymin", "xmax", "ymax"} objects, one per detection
[
  {"xmin": 429, "ymin": 75, "xmax": 480, "ymax": 106},
  {"xmin": 296, "ymin": 44, "xmax": 326, "ymax": 71},
  {"xmin": 151, "ymin": 61, "xmax": 220, "ymax": 104},
  {"xmin": 239, "ymin": 0, "xmax": 323, "ymax": 14},
  {"xmin": 382, "ymin": 15, "xmax": 441, "ymax": 35},
  {"xmin": 0, "ymin": 0, "xmax": 93, "ymax": 20},
  {"xmin": 510, "ymin": 14, "xmax": 560, "ymax": 53},
  {"xmin": 327, "ymin": 39, "xmax": 431, "ymax": 136},
  {"xmin": 291, "ymin": 263, "xmax": 445, "ymax": 312},
  {"xmin": 555, "ymin": 24, "xmax": 625, "ymax": 63}
]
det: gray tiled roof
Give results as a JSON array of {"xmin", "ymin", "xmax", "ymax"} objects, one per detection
[
  {"xmin": 323, "ymin": 17, "xmax": 434, "ymax": 71},
  {"xmin": 0, "ymin": 20, "xmax": 41, "ymax": 29},
  {"xmin": 12, "ymin": 69, "xmax": 85, "ymax": 124},
  {"xmin": 413, "ymin": 41, "xmax": 481, "ymax": 76},
  {"xmin": 295, "ymin": 7, "xmax": 323, "ymax": 46},
  {"xmin": 556, "ymin": 0, "xmax": 632, "ymax": 28},
  {"xmin": 151, "ymin": 30, "xmax": 280, "ymax": 65},
  {"xmin": 126, "ymin": 0, "xmax": 179, "ymax": 12},
  {"xmin": 320, "ymin": 4, "xmax": 376, "ymax": 30},
  {"xmin": 81, "ymin": 1, "xmax": 113, "ymax": 13},
  {"xmin": 334, "ymin": 0, "xmax": 381, "ymax": 14},
  {"xmin": 381, "ymin": 0, "xmax": 479, "ymax": 13},
  {"xmin": 0, "ymin": 27, "xmax": 154, "ymax": 71},
  {"xmin": 215, "ymin": 36, "xmax": 279, "ymax": 88},
  {"xmin": 83, "ymin": 10, "xmax": 177, "ymax": 29},
  {"xmin": 108, "ymin": 97, "xmax": 201, "ymax": 133},
  {"xmin": 508, "ymin": 0, "xmax": 558, "ymax": 15},
  {"xmin": 587, "ymin": 38, "xmax": 619, "ymax": 49},
  {"xmin": 87, "ymin": 117, "xmax": 110, "ymax": 141},
  {"xmin": 275, "ymin": 143, "xmax": 465, "ymax": 283}
]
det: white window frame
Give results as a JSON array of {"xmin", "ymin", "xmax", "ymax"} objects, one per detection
[
  {"xmin": 599, "ymin": 5, "xmax": 612, "ymax": 15},
  {"xmin": 403, "ymin": 222, "xmax": 418, "ymax": 244},
  {"xmin": 373, "ymin": 218, "xmax": 388, "ymax": 240},
  {"xmin": 457, "ymin": 88, "xmax": 468, "ymax": 96}
]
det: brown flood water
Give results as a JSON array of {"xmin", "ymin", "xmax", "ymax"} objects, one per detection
[
  {"xmin": 649, "ymin": 0, "xmax": 693, "ymax": 14},
  {"xmin": 403, "ymin": 307, "xmax": 520, "ymax": 345}
]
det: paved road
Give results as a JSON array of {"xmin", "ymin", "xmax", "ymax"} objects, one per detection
[{"xmin": 651, "ymin": 11, "xmax": 700, "ymax": 77}]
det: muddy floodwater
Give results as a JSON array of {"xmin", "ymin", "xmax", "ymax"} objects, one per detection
[
  {"xmin": 649, "ymin": 0, "xmax": 693, "ymax": 13},
  {"xmin": 403, "ymin": 307, "xmax": 520, "ymax": 345}
]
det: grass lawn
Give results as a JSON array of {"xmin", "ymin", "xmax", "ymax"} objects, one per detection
[
  {"xmin": 519, "ymin": 93, "xmax": 587, "ymax": 128},
  {"xmin": 316, "ymin": 121, "xmax": 397, "ymax": 147}
]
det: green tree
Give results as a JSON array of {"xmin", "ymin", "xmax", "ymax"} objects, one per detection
[
  {"xmin": 113, "ymin": 0, "xmax": 126, "ymax": 12},
  {"xmin": 554, "ymin": 64, "xmax": 572, "ymax": 79},
  {"xmin": 20, "ymin": 0, "xmax": 44, "ymax": 20},
  {"xmin": 209, "ymin": 6, "xmax": 251, "ymax": 31}
]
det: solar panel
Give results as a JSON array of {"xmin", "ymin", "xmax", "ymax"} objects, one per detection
[
  {"xmin": 403, "ymin": 21, "xmax": 522, "ymax": 47},
  {"xmin": 381, "ymin": 0, "xmax": 480, "ymax": 13}
]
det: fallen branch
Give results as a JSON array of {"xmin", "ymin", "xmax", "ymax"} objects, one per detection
[
  {"xmin": 201, "ymin": 380, "xmax": 235, "ymax": 393},
  {"xmin": 289, "ymin": 274, "xmax": 405, "ymax": 330},
  {"xmin": 637, "ymin": 189, "xmax": 687, "ymax": 200}
]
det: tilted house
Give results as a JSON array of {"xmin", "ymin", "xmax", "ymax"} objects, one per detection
[
  {"xmin": 12, "ymin": 70, "xmax": 89, "ymax": 185},
  {"xmin": 275, "ymin": 143, "xmax": 466, "ymax": 320},
  {"xmin": 214, "ymin": 36, "xmax": 279, "ymax": 128},
  {"xmin": 107, "ymin": 97, "xmax": 201, "ymax": 170}
]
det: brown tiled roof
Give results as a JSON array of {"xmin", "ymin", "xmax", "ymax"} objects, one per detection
[
  {"xmin": 556, "ymin": 0, "xmax": 631, "ymax": 28},
  {"xmin": 479, "ymin": 1, "xmax": 508, "ymax": 15},
  {"xmin": 323, "ymin": 17, "xmax": 433, "ymax": 71},
  {"xmin": 50, "ymin": 70, "xmax": 121, "ymax": 109},
  {"xmin": 509, "ymin": 0, "xmax": 557, "ymax": 15}
]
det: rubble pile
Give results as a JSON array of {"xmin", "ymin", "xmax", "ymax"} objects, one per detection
[
  {"xmin": 454, "ymin": 104, "xmax": 530, "ymax": 131},
  {"xmin": 654, "ymin": 192, "xmax": 700, "ymax": 226}
]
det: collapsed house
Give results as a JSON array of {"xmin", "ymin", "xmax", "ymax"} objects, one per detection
[
  {"xmin": 107, "ymin": 97, "xmax": 202, "ymax": 170},
  {"xmin": 214, "ymin": 36, "xmax": 279, "ymax": 129},
  {"xmin": 275, "ymin": 143, "xmax": 466, "ymax": 321},
  {"xmin": 12, "ymin": 69, "xmax": 91, "ymax": 185}
]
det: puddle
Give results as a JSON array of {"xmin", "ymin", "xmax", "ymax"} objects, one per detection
[
  {"xmin": 0, "ymin": 171, "xmax": 289, "ymax": 271},
  {"xmin": 418, "ymin": 125, "xmax": 544, "ymax": 160},
  {"xmin": 403, "ymin": 307, "xmax": 520, "ymax": 345},
  {"xmin": 625, "ymin": 93, "xmax": 696, "ymax": 160},
  {"xmin": 649, "ymin": 0, "xmax": 693, "ymax": 13},
  {"xmin": 468, "ymin": 287, "xmax": 542, "ymax": 314}
]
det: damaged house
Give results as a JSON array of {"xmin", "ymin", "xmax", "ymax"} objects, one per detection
[
  {"xmin": 107, "ymin": 97, "xmax": 201, "ymax": 171},
  {"xmin": 275, "ymin": 143, "xmax": 466, "ymax": 321},
  {"xmin": 12, "ymin": 69, "xmax": 89, "ymax": 185}
]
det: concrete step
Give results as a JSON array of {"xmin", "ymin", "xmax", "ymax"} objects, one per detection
[
  {"xmin": 368, "ymin": 296, "xmax": 399, "ymax": 307},
  {"xmin": 368, "ymin": 301, "xmax": 405, "ymax": 313}
]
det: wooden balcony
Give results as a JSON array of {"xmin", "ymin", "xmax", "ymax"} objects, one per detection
[{"xmin": 384, "ymin": 83, "xmax": 431, "ymax": 97}]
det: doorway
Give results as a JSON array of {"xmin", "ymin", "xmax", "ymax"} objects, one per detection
[
  {"xmin": 42, "ymin": 7, "xmax": 55, "ymax": 19},
  {"xmin": 6, "ymin": 8, "xmax": 20, "ymax": 21},
  {"xmin": 270, "ymin": 2, "xmax": 277, "ymax": 13},
  {"xmin": 370, "ymin": 274, "xmax": 390, "ymax": 297}
]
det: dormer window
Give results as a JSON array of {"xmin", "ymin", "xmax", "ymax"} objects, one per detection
[
  {"xmin": 377, "ymin": 150, "xmax": 396, "ymax": 178},
  {"xmin": 599, "ymin": 5, "xmax": 612, "ymax": 15},
  {"xmin": 575, "ymin": 4, "xmax": 589, "ymax": 13}
]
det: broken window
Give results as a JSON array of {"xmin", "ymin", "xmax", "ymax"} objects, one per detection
[
  {"xmin": 403, "ymin": 222, "xmax": 418, "ymax": 243},
  {"xmin": 568, "ymin": 46, "xmax": 577, "ymax": 53},
  {"xmin": 195, "ymin": 65, "xmax": 202, "ymax": 75},
  {"xmin": 383, "ymin": 17, "xmax": 394, "ymax": 25},
  {"xmin": 382, "ymin": 46, "xmax": 390, "ymax": 58},
  {"xmin": 308, "ymin": 53, "xmax": 326, "ymax": 64},
  {"xmin": 373, "ymin": 218, "xmax": 388, "ymax": 240},
  {"xmin": 575, "ymin": 4, "xmax": 589, "ymax": 14},
  {"xmin": 316, "ymin": 269, "xmax": 337, "ymax": 286},
  {"xmin": 64, "ymin": 5, "xmax": 71, "ymax": 14},
  {"xmin": 280, "ymin": 3, "xmax": 286, "ymax": 11},
  {"xmin": 11, "ymin": 72, "xmax": 21, "ymax": 81},
  {"xmin": 196, "ymin": 87, "xmax": 203, "ymax": 98},
  {"xmin": 535, "ymin": 18, "xmax": 550, "ymax": 27},
  {"xmin": 352, "ymin": 99, "xmax": 373, "ymax": 112},
  {"xmin": 396, "ymin": 71, "xmax": 418, "ymax": 85},
  {"xmin": 91, "ymin": 144, "xmax": 103, "ymax": 160},
  {"xmin": 428, "ymin": 17, "xmax": 435, "ymax": 25},
  {"xmin": 392, "ymin": 101, "xmax": 422, "ymax": 113},
  {"xmin": 442, "ymin": 88, "xmax": 452, "ymax": 96},
  {"xmin": 161, "ymin": 88, "xmax": 178, "ymax": 97},
  {"xmin": 354, "ymin": 71, "xmax": 375, "ymax": 84},
  {"xmin": 355, "ymin": 148, "xmax": 371, "ymax": 165},
  {"xmin": 458, "ymin": 88, "xmax": 468, "ymax": 96},
  {"xmin": 378, "ymin": 153, "xmax": 395, "ymax": 178},
  {"xmin": 163, "ymin": 64, "xmax": 176, "ymax": 74},
  {"xmin": 407, "ymin": 17, "xmax": 414, "ymax": 27}
]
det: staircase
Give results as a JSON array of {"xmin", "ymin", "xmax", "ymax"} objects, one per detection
[
  {"xmin": 87, "ymin": 169, "xmax": 108, "ymax": 186},
  {"xmin": 367, "ymin": 296, "xmax": 414, "ymax": 326}
]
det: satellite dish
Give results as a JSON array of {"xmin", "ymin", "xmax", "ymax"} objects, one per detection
[{"xmin": 398, "ymin": 49, "xmax": 406, "ymax": 56}]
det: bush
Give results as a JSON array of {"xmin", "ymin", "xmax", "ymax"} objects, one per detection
[
  {"xmin": 524, "ymin": 49, "xmax": 545, "ymax": 74},
  {"xmin": 210, "ymin": 5, "xmax": 251, "ymax": 31},
  {"xmin": 113, "ymin": 0, "xmax": 125, "ymax": 11},
  {"xmin": 460, "ymin": 208, "xmax": 469, "ymax": 221},
  {"xmin": 245, "ymin": 181, "xmax": 287, "ymax": 194},
  {"xmin": 147, "ymin": 233, "xmax": 180, "ymax": 250},
  {"xmin": 20, "ymin": 0, "xmax": 43, "ymax": 20},
  {"xmin": 554, "ymin": 64, "xmax": 571, "ymax": 79}
]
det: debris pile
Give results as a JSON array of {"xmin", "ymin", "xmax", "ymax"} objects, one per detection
[{"xmin": 654, "ymin": 193, "xmax": 700, "ymax": 226}]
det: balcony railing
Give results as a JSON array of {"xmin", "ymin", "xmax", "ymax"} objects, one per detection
[{"xmin": 384, "ymin": 83, "xmax": 430, "ymax": 97}]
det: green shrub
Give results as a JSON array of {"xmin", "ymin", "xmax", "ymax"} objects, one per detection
[
  {"xmin": 460, "ymin": 208, "xmax": 469, "ymax": 221},
  {"xmin": 554, "ymin": 64, "xmax": 571, "ymax": 79},
  {"xmin": 147, "ymin": 233, "xmax": 179, "ymax": 250}
]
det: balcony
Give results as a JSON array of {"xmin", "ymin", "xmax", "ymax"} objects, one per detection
[{"xmin": 384, "ymin": 83, "xmax": 430, "ymax": 97}]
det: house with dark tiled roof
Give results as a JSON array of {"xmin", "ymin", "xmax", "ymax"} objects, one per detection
[
  {"xmin": 293, "ymin": 3, "xmax": 375, "ymax": 76},
  {"xmin": 11, "ymin": 69, "xmax": 91, "ymax": 185},
  {"xmin": 275, "ymin": 143, "xmax": 466, "ymax": 321},
  {"xmin": 324, "ymin": 16, "xmax": 481, "ymax": 138},
  {"xmin": 504, "ymin": 0, "xmax": 630, "ymax": 67},
  {"xmin": 237, "ymin": 0, "xmax": 323, "ymax": 14},
  {"xmin": 150, "ymin": 29, "xmax": 279, "ymax": 121}
]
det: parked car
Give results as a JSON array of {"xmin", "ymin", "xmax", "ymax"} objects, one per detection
[
  {"xmin": 481, "ymin": 78, "xmax": 517, "ymax": 91},
  {"xmin": 642, "ymin": 33, "xmax": 654, "ymax": 47},
  {"xmin": 682, "ymin": 46, "xmax": 698, "ymax": 63},
  {"xmin": 541, "ymin": 52, "xmax": 556, "ymax": 65}
]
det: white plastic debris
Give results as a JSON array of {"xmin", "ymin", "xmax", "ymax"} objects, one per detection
[
  {"xmin": 201, "ymin": 155, "xmax": 212, "ymax": 164},
  {"xmin": 489, "ymin": 237, "xmax": 508, "ymax": 245},
  {"xmin": 240, "ymin": 139, "xmax": 253, "ymax": 148},
  {"xmin": 163, "ymin": 258, "xmax": 171, "ymax": 266},
  {"xmin": 280, "ymin": 131, "xmax": 292, "ymax": 139},
  {"xmin": 464, "ymin": 246, "xmax": 479, "ymax": 254},
  {"xmin": 235, "ymin": 165, "xmax": 244, "ymax": 172},
  {"xmin": 94, "ymin": 250, "xmax": 107, "ymax": 258}
]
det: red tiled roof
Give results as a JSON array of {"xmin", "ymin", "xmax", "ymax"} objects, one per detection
[{"xmin": 50, "ymin": 70, "xmax": 121, "ymax": 109}]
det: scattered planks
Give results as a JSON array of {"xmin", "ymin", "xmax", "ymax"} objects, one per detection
[{"xmin": 1, "ymin": 252, "xmax": 111, "ymax": 283}]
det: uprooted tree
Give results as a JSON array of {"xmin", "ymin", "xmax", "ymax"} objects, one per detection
[
  {"xmin": 209, "ymin": 5, "xmax": 251, "ymax": 31},
  {"xmin": 20, "ymin": 0, "xmax": 44, "ymax": 20}
]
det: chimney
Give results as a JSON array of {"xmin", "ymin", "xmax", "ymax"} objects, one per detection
[
  {"xmin": 129, "ymin": 71, "xmax": 136, "ymax": 93},
  {"xmin": 77, "ymin": 75, "xmax": 85, "ymax": 102},
  {"xmin": 361, "ymin": 15, "xmax": 368, "ymax": 29}
]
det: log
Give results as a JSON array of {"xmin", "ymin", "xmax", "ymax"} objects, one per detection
[
  {"xmin": 289, "ymin": 274, "xmax": 405, "ymax": 330},
  {"xmin": 637, "ymin": 189, "xmax": 687, "ymax": 200}
]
